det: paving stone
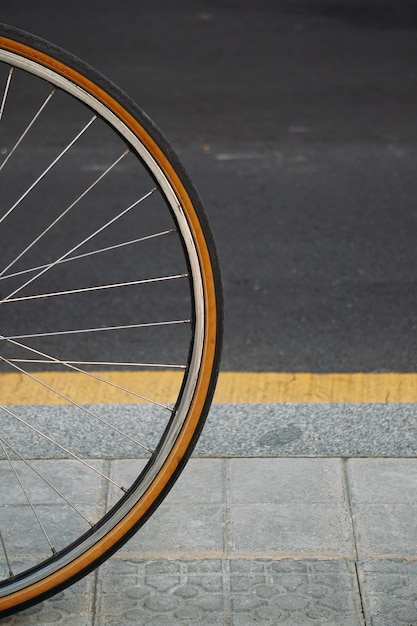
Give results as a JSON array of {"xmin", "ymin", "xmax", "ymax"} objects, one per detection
[
  {"xmin": 229, "ymin": 459, "xmax": 354, "ymax": 556},
  {"xmin": 347, "ymin": 459, "xmax": 417, "ymax": 558},
  {"xmin": 230, "ymin": 458, "xmax": 347, "ymax": 504},
  {"xmin": 347, "ymin": 459, "xmax": 417, "ymax": 505},
  {"xmin": 358, "ymin": 560, "xmax": 417, "ymax": 626},
  {"xmin": 96, "ymin": 558, "xmax": 364, "ymax": 625}
]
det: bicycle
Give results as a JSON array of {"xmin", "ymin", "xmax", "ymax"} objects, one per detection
[{"xmin": 0, "ymin": 22, "xmax": 222, "ymax": 616}]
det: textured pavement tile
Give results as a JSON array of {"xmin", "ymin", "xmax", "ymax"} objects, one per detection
[
  {"xmin": 358, "ymin": 560, "xmax": 417, "ymax": 626},
  {"xmin": 347, "ymin": 459, "xmax": 417, "ymax": 558},
  {"xmin": 230, "ymin": 459, "xmax": 354, "ymax": 556},
  {"xmin": 0, "ymin": 575, "xmax": 94, "ymax": 625},
  {"xmin": 96, "ymin": 558, "xmax": 364, "ymax": 625}
]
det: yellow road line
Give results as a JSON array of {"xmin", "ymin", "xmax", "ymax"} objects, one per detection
[{"xmin": 1, "ymin": 371, "xmax": 417, "ymax": 405}]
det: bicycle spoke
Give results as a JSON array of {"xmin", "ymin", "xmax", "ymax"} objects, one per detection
[
  {"xmin": 0, "ymin": 66, "xmax": 13, "ymax": 121},
  {"xmin": 3, "ymin": 318, "xmax": 190, "ymax": 340},
  {"xmin": 8, "ymin": 359, "xmax": 186, "ymax": 369},
  {"xmin": 1, "ymin": 274, "xmax": 188, "ymax": 303},
  {"xmin": 0, "ymin": 89, "xmax": 56, "ymax": 172},
  {"xmin": 0, "ymin": 115, "xmax": 97, "ymax": 233},
  {"xmin": 0, "ymin": 230, "xmax": 175, "ymax": 283},
  {"xmin": 0, "ymin": 531, "xmax": 13, "ymax": 579}
]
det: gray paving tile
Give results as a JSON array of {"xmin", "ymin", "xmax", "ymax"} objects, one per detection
[
  {"xmin": 96, "ymin": 558, "xmax": 364, "ymax": 625},
  {"xmin": 358, "ymin": 560, "xmax": 417, "ymax": 626},
  {"xmin": 230, "ymin": 458, "xmax": 347, "ymax": 503},
  {"xmin": 347, "ymin": 459, "xmax": 417, "ymax": 504},
  {"xmin": 230, "ymin": 459, "xmax": 354, "ymax": 556},
  {"xmin": 347, "ymin": 459, "xmax": 417, "ymax": 558},
  {"xmin": 352, "ymin": 505, "xmax": 417, "ymax": 559}
]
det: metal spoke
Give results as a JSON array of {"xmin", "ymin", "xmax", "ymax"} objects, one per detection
[
  {"xmin": 3, "ymin": 318, "xmax": 190, "ymax": 340},
  {"xmin": 0, "ymin": 89, "xmax": 56, "ymax": 171},
  {"xmin": 8, "ymin": 359, "xmax": 186, "ymax": 369},
  {"xmin": 0, "ymin": 530, "xmax": 14, "ymax": 578},
  {"xmin": 0, "ymin": 115, "xmax": 97, "ymax": 233},
  {"xmin": 0, "ymin": 404, "xmax": 126, "ymax": 491},
  {"xmin": 0, "ymin": 439, "xmax": 56, "ymax": 555},
  {"xmin": 0, "ymin": 531, "xmax": 13, "ymax": 578},
  {"xmin": 2, "ymin": 187, "xmax": 158, "ymax": 301},
  {"xmin": 0, "ymin": 149, "xmax": 129, "ymax": 274},
  {"xmin": 0, "ymin": 66, "xmax": 13, "ymax": 121},
  {"xmin": 1, "ymin": 274, "xmax": 188, "ymax": 303},
  {"xmin": 0, "ymin": 437, "xmax": 93, "ymax": 526},
  {"xmin": 0, "ymin": 230, "xmax": 175, "ymax": 283}
]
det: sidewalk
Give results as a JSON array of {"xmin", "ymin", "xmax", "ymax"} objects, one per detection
[{"xmin": 2, "ymin": 404, "xmax": 417, "ymax": 625}]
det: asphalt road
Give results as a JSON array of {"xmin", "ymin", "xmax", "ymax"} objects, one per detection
[{"xmin": 2, "ymin": 0, "xmax": 417, "ymax": 372}]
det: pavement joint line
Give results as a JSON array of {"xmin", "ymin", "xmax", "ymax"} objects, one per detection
[
  {"xmin": 342, "ymin": 458, "xmax": 367, "ymax": 621},
  {"xmin": 342, "ymin": 458, "xmax": 360, "ymax": 563},
  {"xmin": 2, "ymin": 371, "xmax": 417, "ymax": 404}
]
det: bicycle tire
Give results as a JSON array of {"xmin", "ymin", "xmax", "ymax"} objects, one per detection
[{"xmin": 0, "ymin": 23, "xmax": 222, "ymax": 616}]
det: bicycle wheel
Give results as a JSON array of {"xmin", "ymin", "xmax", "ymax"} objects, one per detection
[{"xmin": 0, "ymin": 23, "xmax": 222, "ymax": 616}]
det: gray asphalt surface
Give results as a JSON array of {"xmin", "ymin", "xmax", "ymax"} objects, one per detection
[{"xmin": 1, "ymin": 0, "xmax": 417, "ymax": 371}]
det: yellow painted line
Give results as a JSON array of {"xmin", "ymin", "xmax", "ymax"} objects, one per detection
[
  {"xmin": 1, "ymin": 371, "xmax": 417, "ymax": 405},
  {"xmin": 214, "ymin": 372, "xmax": 417, "ymax": 403},
  {"xmin": 0, "ymin": 371, "xmax": 183, "ymax": 406}
]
